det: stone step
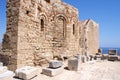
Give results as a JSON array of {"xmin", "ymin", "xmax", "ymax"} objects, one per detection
[
  {"xmin": 42, "ymin": 67, "xmax": 63, "ymax": 77},
  {"xmin": 49, "ymin": 60, "xmax": 63, "ymax": 69}
]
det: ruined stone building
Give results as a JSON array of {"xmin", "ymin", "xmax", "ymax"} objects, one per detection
[{"xmin": 0, "ymin": 0, "xmax": 99, "ymax": 71}]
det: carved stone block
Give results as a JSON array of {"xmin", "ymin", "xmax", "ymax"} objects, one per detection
[
  {"xmin": 42, "ymin": 67, "xmax": 63, "ymax": 77},
  {"xmin": 0, "ymin": 66, "xmax": 8, "ymax": 74},
  {"xmin": 15, "ymin": 66, "xmax": 39, "ymax": 80},
  {"xmin": 49, "ymin": 60, "xmax": 63, "ymax": 69},
  {"xmin": 0, "ymin": 71, "xmax": 14, "ymax": 80},
  {"xmin": 68, "ymin": 58, "xmax": 80, "ymax": 71}
]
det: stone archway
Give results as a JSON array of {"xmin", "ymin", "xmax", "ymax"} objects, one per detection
[
  {"xmin": 39, "ymin": 13, "xmax": 47, "ymax": 32},
  {"xmin": 53, "ymin": 15, "xmax": 67, "ymax": 43},
  {"xmin": 52, "ymin": 15, "xmax": 67, "ymax": 57},
  {"xmin": 53, "ymin": 17, "xmax": 65, "ymax": 42}
]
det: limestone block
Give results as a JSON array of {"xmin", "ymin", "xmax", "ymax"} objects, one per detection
[
  {"xmin": 96, "ymin": 57, "xmax": 101, "ymax": 61},
  {"xmin": 75, "ymin": 54, "xmax": 81, "ymax": 60},
  {"xmin": 81, "ymin": 56, "xmax": 87, "ymax": 63},
  {"xmin": 0, "ymin": 62, "xmax": 3, "ymax": 66},
  {"xmin": 108, "ymin": 49, "xmax": 117, "ymax": 55},
  {"xmin": 88, "ymin": 60, "xmax": 95, "ymax": 64},
  {"xmin": 108, "ymin": 55, "xmax": 118, "ymax": 61},
  {"xmin": 42, "ymin": 67, "xmax": 63, "ymax": 77},
  {"xmin": 15, "ymin": 66, "xmax": 39, "ymax": 80},
  {"xmin": 86, "ymin": 56, "xmax": 90, "ymax": 61},
  {"xmin": 49, "ymin": 60, "xmax": 63, "ymax": 69},
  {"xmin": 68, "ymin": 59, "xmax": 80, "ymax": 71},
  {"xmin": 0, "ymin": 66, "xmax": 8, "ymax": 74},
  {"xmin": 118, "ymin": 56, "xmax": 120, "ymax": 61},
  {"xmin": 0, "ymin": 71, "xmax": 14, "ymax": 80}
]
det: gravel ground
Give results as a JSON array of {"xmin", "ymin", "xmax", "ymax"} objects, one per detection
[{"xmin": 14, "ymin": 60, "xmax": 120, "ymax": 80}]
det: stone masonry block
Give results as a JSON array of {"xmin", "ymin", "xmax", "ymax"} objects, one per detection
[
  {"xmin": 0, "ymin": 62, "xmax": 3, "ymax": 66},
  {"xmin": 42, "ymin": 67, "xmax": 63, "ymax": 77},
  {"xmin": 0, "ymin": 66, "xmax": 8, "ymax": 74},
  {"xmin": 81, "ymin": 55, "xmax": 87, "ymax": 63},
  {"xmin": 49, "ymin": 60, "xmax": 63, "ymax": 69},
  {"xmin": 0, "ymin": 71, "xmax": 14, "ymax": 80},
  {"xmin": 15, "ymin": 66, "xmax": 39, "ymax": 80},
  {"xmin": 2, "ymin": 0, "xmax": 99, "ymax": 71},
  {"xmin": 68, "ymin": 58, "xmax": 80, "ymax": 71}
]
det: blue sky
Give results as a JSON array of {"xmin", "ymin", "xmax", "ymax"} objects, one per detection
[{"xmin": 0, "ymin": 0, "xmax": 120, "ymax": 47}]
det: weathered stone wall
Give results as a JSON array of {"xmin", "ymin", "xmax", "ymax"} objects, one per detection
[
  {"xmin": 0, "ymin": 43, "xmax": 2, "ymax": 49},
  {"xmin": 0, "ymin": 0, "xmax": 20, "ymax": 71},
  {"xmin": 87, "ymin": 20, "xmax": 99, "ymax": 55},
  {"xmin": 79, "ymin": 19, "xmax": 99, "ymax": 55},
  {"xmin": 1, "ymin": 0, "xmax": 99, "ymax": 71}
]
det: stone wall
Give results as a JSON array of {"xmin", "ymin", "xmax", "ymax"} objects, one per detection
[
  {"xmin": 0, "ymin": 0, "xmax": 20, "ymax": 71},
  {"xmin": 1, "ymin": 0, "xmax": 99, "ymax": 71},
  {"xmin": 0, "ymin": 43, "xmax": 2, "ymax": 49},
  {"xmin": 79, "ymin": 19, "xmax": 99, "ymax": 55}
]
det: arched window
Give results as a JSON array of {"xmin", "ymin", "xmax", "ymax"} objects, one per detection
[
  {"xmin": 41, "ymin": 19, "xmax": 44, "ymax": 31},
  {"xmin": 39, "ymin": 14, "xmax": 47, "ymax": 32},
  {"xmin": 73, "ymin": 24, "xmax": 75, "ymax": 35},
  {"xmin": 53, "ymin": 15, "xmax": 66, "ymax": 41}
]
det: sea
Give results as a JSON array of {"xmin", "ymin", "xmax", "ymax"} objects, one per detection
[{"xmin": 100, "ymin": 47, "xmax": 120, "ymax": 55}]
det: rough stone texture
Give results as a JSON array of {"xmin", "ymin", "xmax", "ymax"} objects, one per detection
[
  {"xmin": 108, "ymin": 49, "xmax": 117, "ymax": 55},
  {"xmin": 15, "ymin": 66, "xmax": 39, "ymax": 80},
  {"xmin": 0, "ymin": 71, "xmax": 14, "ymax": 80},
  {"xmin": 1, "ymin": 0, "xmax": 99, "ymax": 71},
  {"xmin": 0, "ymin": 62, "xmax": 3, "ymax": 66},
  {"xmin": 42, "ymin": 67, "xmax": 63, "ymax": 77},
  {"xmin": 0, "ymin": 66, "xmax": 14, "ymax": 80},
  {"xmin": 49, "ymin": 60, "xmax": 63, "ymax": 69},
  {"xmin": 13, "ymin": 61, "xmax": 120, "ymax": 80},
  {"xmin": 81, "ymin": 55, "xmax": 87, "ymax": 63},
  {"xmin": 68, "ymin": 58, "xmax": 80, "ymax": 71},
  {"xmin": 79, "ymin": 19, "xmax": 99, "ymax": 55},
  {"xmin": 108, "ymin": 49, "xmax": 118, "ymax": 61},
  {"xmin": 0, "ymin": 66, "xmax": 8, "ymax": 74},
  {"xmin": 0, "ymin": 43, "xmax": 2, "ymax": 50}
]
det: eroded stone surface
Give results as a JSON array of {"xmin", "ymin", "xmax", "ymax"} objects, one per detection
[
  {"xmin": 0, "ymin": 71, "xmax": 14, "ymax": 80},
  {"xmin": 42, "ymin": 67, "xmax": 63, "ymax": 77},
  {"xmin": 68, "ymin": 58, "xmax": 80, "ymax": 71},
  {"xmin": 0, "ymin": 66, "xmax": 8, "ymax": 74},
  {"xmin": 0, "ymin": 62, "xmax": 3, "ymax": 66},
  {"xmin": 15, "ymin": 66, "xmax": 39, "ymax": 80},
  {"xmin": 49, "ymin": 60, "xmax": 63, "ymax": 69},
  {"xmin": 1, "ymin": 0, "xmax": 99, "ymax": 71}
]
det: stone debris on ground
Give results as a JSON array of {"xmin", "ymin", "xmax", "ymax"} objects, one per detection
[
  {"xmin": 0, "ymin": 62, "xmax": 14, "ymax": 80},
  {"xmin": 15, "ymin": 66, "xmax": 39, "ymax": 80},
  {"xmin": 68, "ymin": 58, "xmax": 81, "ymax": 71},
  {"xmin": 0, "ymin": 58, "xmax": 120, "ymax": 80},
  {"xmin": 0, "ymin": 71, "xmax": 14, "ymax": 80},
  {"xmin": 0, "ymin": 0, "xmax": 99, "ymax": 71},
  {"xmin": 0, "ymin": 62, "xmax": 3, "ymax": 66},
  {"xmin": 13, "ymin": 60, "xmax": 120, "ymax": 80},
  {"xmin": 49, "ymin": 60, "xmax": 63, "ymax": 69},
  {"xmin": 42, "ymin": 67, "xmax": 63, "ymax": 77},
  {"xmin": 42, "ymin": 60, "xmax": 63, "ymax": 77}
]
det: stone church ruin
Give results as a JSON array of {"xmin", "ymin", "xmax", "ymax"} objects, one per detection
[{"xmin": 0, "ymin": 0, "xmax": 99, "ymax": 71}]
